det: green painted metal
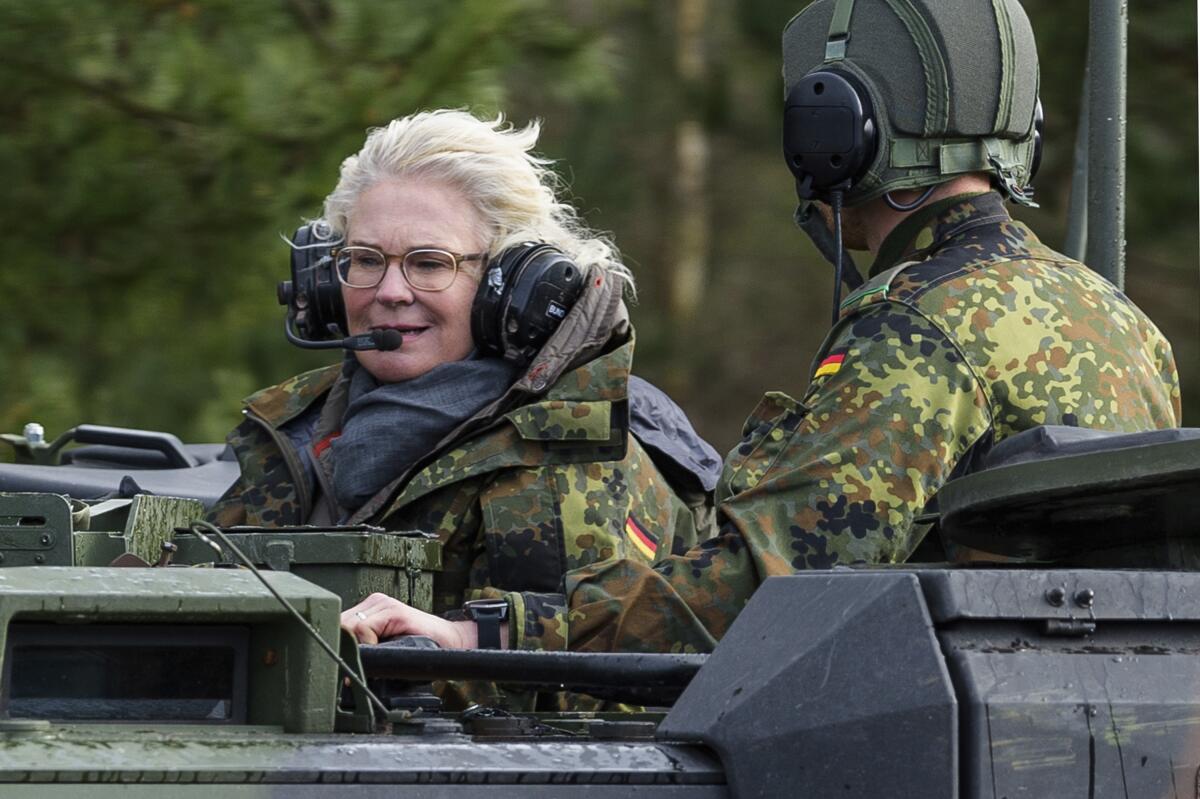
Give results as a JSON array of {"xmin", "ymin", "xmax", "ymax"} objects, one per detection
[
  {"xmin": 0, "ymin": 493, "xmax": 206, "ymax": 568},
  {"xmin": 0, "ymin": 494, "xmax": 73, "ymax": 566},
  {"xmin": 123, "ymin": 495, "xmax": 203, "ymax": 562},
  {"xmin": 170, "ymin": 528, "xmax": 441, "ymax": 612},
  {"xmin": 0, "ymin": 567, "xmax": 341, "ymax": 734},
  {"xmin": 0, "ymin": 495, "xmax": 441, "ymax": 613}
]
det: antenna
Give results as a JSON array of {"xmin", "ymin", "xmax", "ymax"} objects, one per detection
[{"xmin": 1083, "ymin": 0, "xmax": 1127, "ymax": 290}]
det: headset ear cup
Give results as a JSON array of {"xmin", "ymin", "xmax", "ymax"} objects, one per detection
[
  {"xmin": 470, "ymin": 245, "xmax": 533, "ymax": 357},
  {"xmin": 315, "ymin": 246, "xmax": 347, "ymax": 337},
  {"xmin": 470, "ymin": 242, "xmax": 583, "ymax": 364},
  {"xmin": 783, "ymin": 68, "xmax": 877, "ymax": 200},
  {"xmin": 285, "ymin": 222, "xmax": 349, "ymax": 341}
]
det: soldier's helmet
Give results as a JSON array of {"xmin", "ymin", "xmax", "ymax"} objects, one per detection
[{"xmin": 782, "ymin": 0, "xmax": 1041, "ymax": 207}]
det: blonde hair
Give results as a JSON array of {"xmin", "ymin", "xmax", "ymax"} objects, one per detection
[{"xmin": 323, "ymin": 110, "xmax": 634, "ymax": 295}]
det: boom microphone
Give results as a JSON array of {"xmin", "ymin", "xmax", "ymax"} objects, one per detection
[{"xmin": 283, "ymin": 321, "xmax": 403, "ymax": 352}]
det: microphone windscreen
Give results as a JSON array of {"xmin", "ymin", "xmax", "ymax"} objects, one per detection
[{"xmin": 371, "ymin": 329, "xmax": 404, "ymax": 351}]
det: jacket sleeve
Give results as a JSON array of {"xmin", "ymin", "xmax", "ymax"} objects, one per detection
[
  {"xmin": 204, "ymin": 419, "xmax": 258, "ymax": 526},
  {"xmin": 505, "ymin": 590, "xmax": 569, "ymax": 651},
  {"xmin": 559, "ymin": 303, "xmax": 994, "ymax": 653},
  {"xmin": 478, "ymin": 445, "xmax": 710, "ymax": 651},
  {"xmin": 205, "ymin": 476, "xmax": 250, "ymax": 526}
]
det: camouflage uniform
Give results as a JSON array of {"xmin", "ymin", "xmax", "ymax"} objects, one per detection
[
  {"xmin": 555, "ymin": 192, "xmax": 1181, "ymax": 653},
  {"xmin": 208, "ymin": 270, "xmax": 713, "ymax": 694}
]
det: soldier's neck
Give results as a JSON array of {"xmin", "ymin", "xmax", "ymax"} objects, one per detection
[{"xmin": 858, "ymin": 175, "xmax": 994, "ymax": 257}]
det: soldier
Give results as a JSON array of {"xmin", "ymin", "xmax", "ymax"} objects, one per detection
[
  {"xmin": 206, "ymin": 110, "xmax": 719, "ymax": 692},
  {"xmin": 345, "ymin": 0, "xmax": 1180, "ymax": 654}
]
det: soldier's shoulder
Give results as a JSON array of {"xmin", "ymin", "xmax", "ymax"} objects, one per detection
[
  {"xmin": 839, "ymin": 221, "xmax": 1109, "ymax": 325},
  {"xmin": 243, "ymin": 364, "xmax": 341, "ymax": 426}
]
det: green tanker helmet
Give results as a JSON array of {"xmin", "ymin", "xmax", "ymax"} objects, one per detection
[{"xmin": 782, "ymin": 0, "xmax": 1042, "ymax": 207}]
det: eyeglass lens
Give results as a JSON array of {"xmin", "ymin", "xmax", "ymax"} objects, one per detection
[{"xmin": 336, "ymin": 247, "xmax": 457, "ymax": 290}]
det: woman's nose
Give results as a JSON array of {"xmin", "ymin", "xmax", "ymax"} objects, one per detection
[{"xmin": 373, "ymin": 261, "xmax": 415, "ymax": 304}]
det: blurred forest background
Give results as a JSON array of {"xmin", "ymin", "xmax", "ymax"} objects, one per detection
[{"xmin": 0, "ymin": 0, "xmax": 1196, "ymax": 457}]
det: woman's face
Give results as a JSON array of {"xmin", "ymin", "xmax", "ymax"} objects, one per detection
[{"xmin": 343, "ymin": 177, "xmax": 487, "ymax": 383}]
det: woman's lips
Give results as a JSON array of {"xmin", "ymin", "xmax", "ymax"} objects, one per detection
[{"xmin": 374, "ymin": 325, "xmax": 429, "ymax": 341}]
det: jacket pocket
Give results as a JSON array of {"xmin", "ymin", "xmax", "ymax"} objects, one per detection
[{"xmin": 479, "ymin": 468, "xmax": 566, "ymax": 593}]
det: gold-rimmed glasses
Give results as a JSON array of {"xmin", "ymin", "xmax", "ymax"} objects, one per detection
[{"xmin": 331, "ymin": 246, "xmax": 487, "ymax": 291}]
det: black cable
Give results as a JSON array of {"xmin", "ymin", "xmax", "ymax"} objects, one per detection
[
  {"xmin": 794, "ymin": 201, "xmax": 865, "ymax": 290},
  {"xmin": 883, "ymin": 184, "xmax": 937, "ymax": 212},
  {"xmin": 830, "ymin": 189, "xmax": 845, "ymax": 326}
]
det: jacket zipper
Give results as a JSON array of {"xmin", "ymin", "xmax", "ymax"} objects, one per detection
[{"xmin": 243, "ymin": 408, "xmax": 313, "ymax": 522}]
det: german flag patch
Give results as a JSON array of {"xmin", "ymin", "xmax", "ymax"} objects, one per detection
[
  {"xmin": 625, "ymin": 515, "xmax": 658, "ymax": 560},
  {"xmin": 814, "ymin": 351, "xmax": 846, "ymax": 379}
]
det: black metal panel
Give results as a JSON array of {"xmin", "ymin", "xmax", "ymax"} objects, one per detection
[
  {"xmin": 0, "ymin": 459, "xmax": 239, "ymax": 508},
  {"xmin": 940, "ymin": 626, "xmax": 1200, "ymax": 798},
  {"xmin": 936, "ymin": 437, "xmax": 1200, "ymax": 565},
  {"xmin": 913, "ymin": 569, "xmax": 1200, "ymax": 623},
  {"xmin": 659, "ymin": 573, "xmax": 957, "ymax": 798}
]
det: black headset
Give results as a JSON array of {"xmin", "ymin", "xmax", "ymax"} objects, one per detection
[
  {"xmin": 782, "ymin": 69, "xmax": 1044, "ymax": 204},
  {"xmin": 277, "ymin": 223, "xmax": 584, "ymax": 365},
  {"xmin": 781, "ymin": 67, "xmax": 1043, "ymax": 323},
  {"xmin": 783, "ymin": 69, "xmax": 879, "ymax": 203}
]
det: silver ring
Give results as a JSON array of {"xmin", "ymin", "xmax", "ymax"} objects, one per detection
[{"xmin": 355, "ymin": 611, "xmax": 368, "ymax": 621}]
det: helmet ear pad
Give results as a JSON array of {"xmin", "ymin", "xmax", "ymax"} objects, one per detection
[
  {"xmin": 470, "ymin": 242, "xmax": 586, "ymax": 365},
  {"xmin": 783, "ymin": 68, "xmax": 878, "ymax": 201}
]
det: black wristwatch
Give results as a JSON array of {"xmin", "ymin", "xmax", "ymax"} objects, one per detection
[{"xmin": 462, "ymin": 599, "xmax": 509, "ymax": 649}]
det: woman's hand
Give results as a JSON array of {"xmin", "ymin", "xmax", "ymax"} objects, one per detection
[{"xmin": 341, "ymin": 593, "xmax": 478, "ymax": 649}]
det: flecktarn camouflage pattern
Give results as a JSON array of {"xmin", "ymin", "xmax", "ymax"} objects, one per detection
[
  {"xmin": 207, "ymin": 331, "xmax": 707, "ymax": 684},
  {"xmin": 559, "ymin": 191, "xmax": 1181, "ymax": 654}
]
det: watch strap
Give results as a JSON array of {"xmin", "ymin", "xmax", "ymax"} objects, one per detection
[{"xmin": 463, "ymin": 600, "xmax": 508, "ymax": 649}]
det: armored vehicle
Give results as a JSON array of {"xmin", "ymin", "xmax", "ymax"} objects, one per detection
[
  {"xmin": 0, "ymin": 1, "xmax": 1197, "ymax": 797},
  {"xmin": 0, "ymin": 426, "xmax": 1198, "ymax": 798}
]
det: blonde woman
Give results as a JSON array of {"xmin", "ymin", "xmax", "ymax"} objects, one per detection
[{"xmin": 208, "ymin": 110, "xmax": 718, "ymax": 705}]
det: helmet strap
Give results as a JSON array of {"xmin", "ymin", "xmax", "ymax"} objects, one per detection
[
  {"xmin": 823, "ymin": 0, "xmax": 856, "ymax": 62},
  {"xmin": 886, "ymin": 135, "xmax": 1039, "ymax": 208}
]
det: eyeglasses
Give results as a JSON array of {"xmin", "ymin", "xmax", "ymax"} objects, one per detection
[{"xmin": 331, "ymin": 246, "xmax": 487, "ymax": 292}]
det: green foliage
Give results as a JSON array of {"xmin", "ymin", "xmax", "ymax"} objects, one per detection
[
  {"xmin": 525, "ymin": 0, "xmax": 1199, "ymax": 442},
  {"xmin": 0, "ymin": 0, "xmax": 615, "ymax": 443},
  {"xmin": 0, "ymin": 0, "xmax": 1194, "ymax": 456}
]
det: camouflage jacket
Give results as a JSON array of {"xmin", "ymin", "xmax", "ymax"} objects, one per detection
[
  {"xmin": 208, "ymin": 267, "xmax": 712, "ymax": 663},
  {"xmin": 559, "ymin": 191, "xmax": 1181, "ymax": 653}
]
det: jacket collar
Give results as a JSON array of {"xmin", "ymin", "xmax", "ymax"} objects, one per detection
[
  {"xmin": 355, "ymin": 336, "xmax": 634, "ymax": 522},
  {"xmin": 243, "ymin": 365, "xmax": 340, "ymax": 428},
  {"xmin": 869, "ymin": 190, "xmax": 1012, "ymax": 278}
]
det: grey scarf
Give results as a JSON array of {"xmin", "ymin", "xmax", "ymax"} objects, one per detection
[{"xmin": 330, "ymin": 354, "xmax": 520, "ymax": 512}]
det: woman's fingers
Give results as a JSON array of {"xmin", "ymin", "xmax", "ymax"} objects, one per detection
[{"xmin": 340, "ymin": 594, "xmax": 468, "ymax": 648}]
